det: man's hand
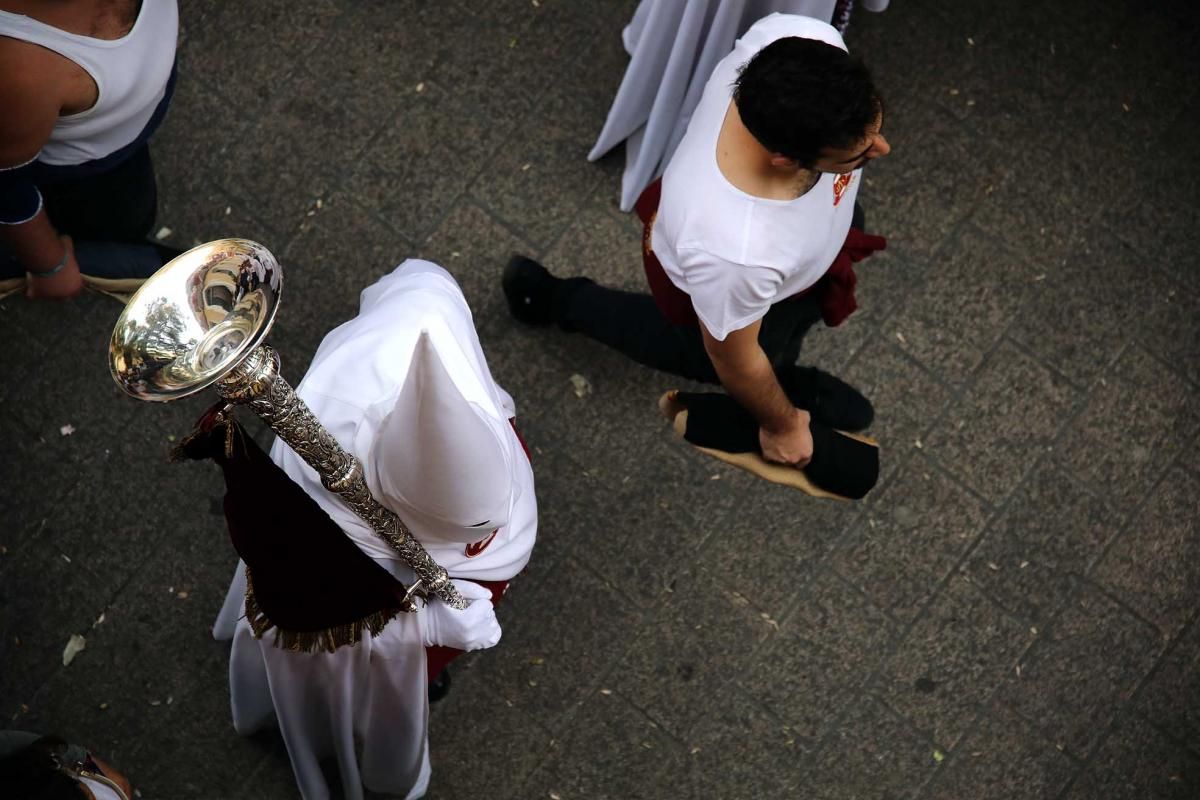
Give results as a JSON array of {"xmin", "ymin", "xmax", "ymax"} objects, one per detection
[
  {"xmin": 25, "ymin": 235, "xmax": 83, "ymax": 300},
  {"xmin": 760, "ymin": 407, "xmax": 813, "ymax": 466},
  {"xmin": 701, "ymin": 319, "xmax": 813, "ymax": 465}
]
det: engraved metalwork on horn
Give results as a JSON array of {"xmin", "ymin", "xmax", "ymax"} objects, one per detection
[{"xmin": 108, "ymin": 239, "xmax": 466, "ymax": 612}]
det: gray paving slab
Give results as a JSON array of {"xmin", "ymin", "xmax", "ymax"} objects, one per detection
[
  {"xmin": 615, "ymin": 567, "xmax": 777, "ymax": 739},
  {"xmin": 468, "ymin": 43, "xmax": 624, "ymax": 250},
  {"xmin": 0, "ymin": 542, "xmax": 125, "ymax": 712},
  {"xmin": 877, "ymin": 574, "xmax": 1031, "ymax": 749},
  {"xmin": 921, "ymin": 702, "xmax": 1077, "ymax": 800},
  {"xmin": 831, "ymin": 456, "xmax": 989, "ymax": 623},
  {"xmin": 177, "ymin": 0, "xmax": 344, "ymax": 109},
  {"xmin": 1136, "ymin": 616, "xmax": 1200, "ymax": 757},
  {"xmin": 542, "ymin": 194, "xmax": 645, "ymax": 294},
  {"xmin": 1091, "ymin": 466, "xmax": 1200, "ymax": 640},
  {"xmin": 683, "ymin": 688, "xmax": 809, "ymax": 799},
  {"xmin": 695, "ymin": 477, "xmax": 857, "ymax": 620},
  {"xmin": 882, "ymin": 225, "xmax": 1036, "ymax": 388},
  {"xmin": 804, "ymin": 694, "xmax": 938, "ymax": 800},
  {"xmin": 995, "ymin": 582, "xmax": 1162, "ymax": 760},
  {"xmin": 520, "ymin": 689, "xmax": 680, "ymax": 800},
  {"xmin": 426, "ymin": 669, "xmax": 556, "ymax": 800},
  {"xmin": 860, "ymin": 113, "xmax": 1010, "ymax": 259},
  {"xmin": 1064, "ymin": 713, "xmax": 1200, "ymax": 800},
  {"xmin": 1003, "ymin": 233, "xmax": 1137, "ymax": 389},
  {"xmin": 471, "ymin": 549, "xmax": 644, "ymax": 737},
  {"xmin": 215, "ymin": 68, "xmax": 380, "ymax": 236},
  {"xmin": 349, "ymin": 82, "xmax": 508, "ymax": 244},
  {"xmin": 794, "ymin": 304, "xmax": 877, "ymax": 379},
  {"xmin": 963, "ymin": 461, "xmax": 1122, "ymax": 626},
  {"xmin": 1126, "ymin": 269, "xmax": 1200, "ymax": 387},
  {"xmin": 21, "ymin": 534, "xmax": 243, "ymax": 778},
  {"xmin": 924, "ymin": 339, "xmax": 1078, "ymax": 505},
  {"xmin": 739, "ymin": 570, "xmax": 895, "ymax": 747},
  {"xmin": 2, "ymin": 0, "xmax": 1199, "ymax": 798},
  {"xmin": 300, "ymin": 1, "xmax": 454, "ymax": 126},
  {"xmin": 1052, "ymin": 345, "xmax": 1200, "ymax": 510}
]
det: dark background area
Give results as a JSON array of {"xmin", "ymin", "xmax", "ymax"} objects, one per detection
[{"xmin": 2, "ymin": 1, "xmax": 1198, "ymax": 797}]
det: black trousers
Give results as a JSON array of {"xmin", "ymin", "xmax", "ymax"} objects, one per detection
[
  {"xmin": 557, "ymin": 283, "xmax": 823, "ymax": 385},
  {"xmin": 1, "ymin": 145, "xmax": 162, "ymax": 278},
  {"xmin": 40, "ymin": 143, "xmax": 159, "ymax": 242},
  {"xmin": 556, "ymin": 202, "xmax": 863, "ymax": 385}
]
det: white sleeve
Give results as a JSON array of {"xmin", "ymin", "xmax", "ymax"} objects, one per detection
[{"xmin": 676, "ymin": 248, "xmax": 783, "ymax": 341}]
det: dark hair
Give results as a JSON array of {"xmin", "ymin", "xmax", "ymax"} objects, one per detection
[
  {"xmin": 0, "ymin": 736, "xmax": 82, "ymax": 800},
  {"xmin": 733, "ymin": 37, "xmax": 881, "ymax": 167}
]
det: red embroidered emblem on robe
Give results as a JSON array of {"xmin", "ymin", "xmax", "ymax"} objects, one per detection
[
  {"xmin": 833, "ymin": 173, "xmax": 854, "ymax": 206},
  {"xmin": 465, "ymin": 529, "xmax": 498, "ymax": 557}
]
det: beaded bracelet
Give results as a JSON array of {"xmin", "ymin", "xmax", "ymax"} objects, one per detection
[{"xmin": 28, "ymin": 249, "xmax": 69, "ymax": 278}]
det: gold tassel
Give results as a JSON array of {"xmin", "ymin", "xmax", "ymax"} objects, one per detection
[
  {"xmin": 243, "ymin": 567, "xmax": 402, "ymax": 653},
  {"xmin": 168, "ymin": 404, "xmax": 237, "ymax": 462},
  {"xmin": 168, "ymin": 422, "xmax": 212, "ymax": 463},
  {"xmin": 223, "ymin": 415, "xmax": 239, "ymax": 458}
]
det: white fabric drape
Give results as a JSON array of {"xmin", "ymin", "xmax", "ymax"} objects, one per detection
[
  {"xmin": 216, "ymin": 560, "xmax": 433, "ymax": 800},
  {"xmin": 588, "ymin": 0, "xmax": 892, "ymax": 211},
  {"xmin": 212, "ymin": 260, "xmax": 538, "ymax": 800}
]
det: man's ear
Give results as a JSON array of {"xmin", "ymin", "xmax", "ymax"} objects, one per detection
[{"xmin": 768, "ymin": 153, "xmax": 800, "ymax": 169}]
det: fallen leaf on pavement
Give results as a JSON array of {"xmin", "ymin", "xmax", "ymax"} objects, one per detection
[
  {"xmin": 569, "ymin": 373, "xmax": 592, "ymax": 398},
  {"xmin": 62, "ymin": 634, "xmax": 86, "ymax": 666}
]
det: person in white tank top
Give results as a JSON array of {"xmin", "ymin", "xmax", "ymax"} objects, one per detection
[
  {"xmin": 0, "ymin": 0, "xmax": 179, "ymax": 300},
  {"xmin": 0, "ymin": 730, "xmax": 135, "ymax": 799},
  {"xmin": 503, "ymin": 14, "xmax": 890, "ymax": 469}
]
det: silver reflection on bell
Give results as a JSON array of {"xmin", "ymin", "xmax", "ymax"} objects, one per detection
[
  {"xmin": 109, "ymin": 239, "xmax": 280, "ymax": 401},
  {"xmin": 108, "ymin": 239, "xmax": 465, "ymax": 612}
]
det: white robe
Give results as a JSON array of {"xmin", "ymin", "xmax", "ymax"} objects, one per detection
[{"xmin": 213, "ymin": 260, "xmax": 538, "ymax": 800}]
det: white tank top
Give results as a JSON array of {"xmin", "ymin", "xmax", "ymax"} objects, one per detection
[
  {"xmin": 78, "ymin": 773, "xmax": 128, "ymax": 800},
  {"xmin": 0, "ymin": 0, "xmax": 178, "ymax": 166}
]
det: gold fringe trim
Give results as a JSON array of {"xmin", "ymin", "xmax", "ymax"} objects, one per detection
[
  {"xmin": 169, "ymin": 404, "xmax": 240, "ymax": 462},
  {"xmin": 243, "ymin": 567, "xmax": 402, "ymax": 653}
]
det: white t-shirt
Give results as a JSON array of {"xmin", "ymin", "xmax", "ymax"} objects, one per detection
[
  {"xmin": 650, "ymin": 13, "xmax": 862, "ymax": 341},
  {"xmin": 78, "ymin": 774, "xmax": 126, "ymax": 800}
]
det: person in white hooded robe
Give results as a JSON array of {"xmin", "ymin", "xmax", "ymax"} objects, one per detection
[{"xmin": 208, "ymin": 259, "xmax": 538, "ymax": 800}]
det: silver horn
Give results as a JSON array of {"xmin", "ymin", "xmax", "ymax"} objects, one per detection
[{"xmin": 108, "ymin": 238, "xmax": 466, "ymax": 611}]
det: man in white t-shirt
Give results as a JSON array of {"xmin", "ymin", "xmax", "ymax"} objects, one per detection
[{"xmin": 504, "ymin": 14, "xmax": 889, "ymax": 468}]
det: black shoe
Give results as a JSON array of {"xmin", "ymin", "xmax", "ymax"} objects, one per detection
[
  {"xmin": 778, "ymin": 365, "xmax": 874, "ymax": 432},
  {"xmin": 429, "ymin": 668, "xmax": 451, "ymax": 704},
  {"xmin": 503, "ymin": 255, "xmax": 560, "ymax": 325}
]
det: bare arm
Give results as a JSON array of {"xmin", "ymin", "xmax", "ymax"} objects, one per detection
[
  {"xmin": 0, "ymin": 41, "xmax": 82, "ymax": 297},
  {"xmin": 700, "ymin": 319, "xmax": 812, "ymax": 466}
]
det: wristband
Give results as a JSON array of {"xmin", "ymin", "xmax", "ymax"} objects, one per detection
[{"xmin": 28, "ymin": 248, "xmax": 69, "ymax": 278}]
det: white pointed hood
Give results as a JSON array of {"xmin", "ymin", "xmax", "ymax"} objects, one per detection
[
  {"xmin": 366, "ymin": 329, "xmax": 513, "ymax": 544},
  {"xmin": 273, "ymin": 260, "xmax": 530, "ymax": 564}
]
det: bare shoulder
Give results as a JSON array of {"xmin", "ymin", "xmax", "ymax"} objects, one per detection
[
  {"xmin": 0, "ymin": 30, "xmax": 68, "ymax": 88},
  {"xmin": 0, "ymin": 38, "xmax": 62, "ymax": 164}
]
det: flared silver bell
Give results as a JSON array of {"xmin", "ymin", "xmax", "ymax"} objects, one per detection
[{"xmin": 108, "ymin": 238, "xmax": 281, "ymax": 402}]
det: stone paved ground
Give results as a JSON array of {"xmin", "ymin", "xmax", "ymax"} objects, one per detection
[{"xmin": 2, "ymin": 0, "xmax": 1199, "ymax": 798}]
